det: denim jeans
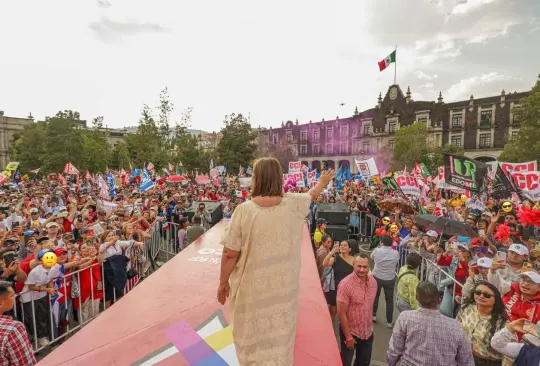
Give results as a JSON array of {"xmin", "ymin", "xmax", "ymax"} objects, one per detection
[
  {"xmin": 339, "ymin": 327, "xmax": 373, "ymax": 366},
  {"xmin": 372, "ymin": 276, "xmax": 395, "ymax": 324}
]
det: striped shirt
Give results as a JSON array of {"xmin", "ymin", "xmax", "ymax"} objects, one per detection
[{"xmin": 337, "ymin": 273, "xmax": 377, "ymax": 340}]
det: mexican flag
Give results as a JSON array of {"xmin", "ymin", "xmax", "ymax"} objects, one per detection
[{"xmin": 378, "ymin": 50, "xmax": 396, "ymax": 71}]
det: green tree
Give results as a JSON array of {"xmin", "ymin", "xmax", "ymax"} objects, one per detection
[
  {"xmin": 109, "ymin": 142, "xmax": 131, "ymax": 170},
  {"xmin": 391, "ymin": 123, "xmax": 429, "ymax": 171},
  {"xmin": 215, "ymin": 113, "xmax": 257, "ymax": 173},
  {"xmin": 500, "ymin": 79, "xmax": 540, "ymax": 162},
  {"xmin": 10, "ymin": 123, "xmax": 47, "ymax": 173},
  {"xmin": 391, "ymin": 122, "xmax": 463, "ymax": 174},
  {"xmin": 125, "ymin": 105, "xmax": 166, "ymax": 167},
  {"xmin": 267, "ymin": 144, "xmax": 298, "ymax": 171}
]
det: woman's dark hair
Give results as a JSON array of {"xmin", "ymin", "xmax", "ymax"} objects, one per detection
[
  {"xmin": 405, "ymin": 253, "xmax": 422, "ymax": 270},
  {"xmin": 464, "ymin": 281, "xmax": 507, "ymax": 343},
  {"xmin": 347, "ymin": 239, "xmax": 359, "ymax": 256},
  {"xmin": 321, "ymin": 234, "xmax": 331, "ymax": 243}
]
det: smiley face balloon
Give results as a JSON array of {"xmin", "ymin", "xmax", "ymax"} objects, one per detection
[
  {"xmin": 390, "ymin": 224, "xmax": 398, "ymax": 233},
  {"xmin": 381, "ymin": 217, "xmax": 390, "ymax": 225},
  {"xmin": 460, "ymin": 194, "xmax": 468, "ymax": 202},
  {"xmin": 41, "ymin": 251, "xmax": 57, "ymax": 268},
  {"xmin": 501, "ymin": 201, "xmax": 513, "ymax": 213}
]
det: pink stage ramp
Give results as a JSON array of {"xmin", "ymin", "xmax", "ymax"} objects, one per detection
[{"xmin": 39, "ymin": 221, "xmax": 340, "ymax": 365}]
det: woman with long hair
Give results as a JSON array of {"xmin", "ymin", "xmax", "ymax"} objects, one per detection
[
  {"xmin": 457, "ymin": 281, "xmax": 507, "ymax": 366},
  {"xmin": 216, "ymin": 157, "xmax": 333, "ymax": 365}
]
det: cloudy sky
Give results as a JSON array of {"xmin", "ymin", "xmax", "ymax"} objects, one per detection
[{"xmin": 1, "ymin": 0, "xmax": 539, "ymax": 132}]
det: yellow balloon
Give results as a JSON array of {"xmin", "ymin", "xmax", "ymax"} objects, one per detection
[
  {"xmin": 390, "ymin": 224, "xmax": 398, "ymax": 233},
  {"xmin": 460, "ymin": 195, "xmax": 467, "ymax": 202},
  {"xmin": 501, "ymin": 201, "xmax": 513, "ymax": 213}
]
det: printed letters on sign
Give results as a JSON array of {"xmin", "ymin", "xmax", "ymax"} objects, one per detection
[
  {"xmin": 396, "ymin": 176, "xmax": 419, "ymax": 188},
  {"xmin": 358, "ymin": 162, "xmax": 370, "ymax": 175},
  {"xmin": 289, "ymin": 161, "xmax": 301, "ymax": 172},
  {"xmin": 500, "ymin": 161, "xmax": 537, "ymax": 176},
  {"xmin": 513, "ymin": 172, "xmax": 540, "ymax": 191}
]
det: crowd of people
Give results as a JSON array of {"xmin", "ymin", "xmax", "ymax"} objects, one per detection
[
  {"xmin": 311, "ymin": 177, "xmax": 540, "ymax": 365},
  {"xmin": 0, "ymin": 172, "xmax": 251, "ymax": 365},
  {"xmin": 0, "ymin": 161, "xmax": 539, "ymax": 366}
]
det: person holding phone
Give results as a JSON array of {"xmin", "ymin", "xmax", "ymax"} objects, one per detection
[{"xmin": 491, "ymin": 318, "xmax": 540, "ymax": 365}]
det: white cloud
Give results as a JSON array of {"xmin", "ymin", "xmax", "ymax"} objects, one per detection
[
  {"xmin": 450, "ymin": 0, "xmax": 497, "ymax": 15},
  {"xmin": 415, "ymin": 71, "xmax": 439, "ymax": 80},
  {"xmin": 445, "ymin": 72, "xmax": 518, "ymax": 101}
]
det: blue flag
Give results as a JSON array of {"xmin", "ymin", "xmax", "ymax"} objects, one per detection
[
  {"xmin": 50, "ymin": 265, "xmax": 65, "ymax": 307},
  {"xmin": 344, "ymin": 165, "xmax": 352, "ymax": 181},
  {"xmin": 140, "ymin": 169, "xmax": 154, "ymax": 193},
  {"xmin": 106, "ymin": 173, "xmax": 117, "ymax": 197}
]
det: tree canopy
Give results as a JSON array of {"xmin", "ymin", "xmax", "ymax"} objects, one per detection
[
  {"xmin": 499, "ymin": 79, "xmax": 540, "ymax": 162},
  {"xmin": 215, "ymin": 113, "xmax": 257, "ymax": 173},
  {"xmin": 391, "ymin": 122, "xmax": 463, "ymax": 174}
]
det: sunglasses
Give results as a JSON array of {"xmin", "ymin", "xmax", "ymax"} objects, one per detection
[{"xmin": 474, "ymin": 290, "xmax": 494, "ymax": 299}]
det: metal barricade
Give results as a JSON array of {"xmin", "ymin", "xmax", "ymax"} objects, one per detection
[{"xmin": 357, "ymin": 211, "xmax": 379, "ymax": 243}]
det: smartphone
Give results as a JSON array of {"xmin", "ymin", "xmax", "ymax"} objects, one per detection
[
  {"xmin": 497, "ymin": 251, "xmax": 507, "ymax": 264},
  {"xmin": 522, "ymin": 261, "xmax": 533, "ymax": 273},
  {"xmin": 115, "ymin": 229, "xmax": 122, "ymax": 236},
  {"xmin": 3, "ymin": 252, "xmax": 15, "ymax": 267}
]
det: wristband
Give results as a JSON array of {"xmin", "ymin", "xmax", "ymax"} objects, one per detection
[{"xmin": 346, "ymin": 337, "xmax": 353, "ymax": 342}]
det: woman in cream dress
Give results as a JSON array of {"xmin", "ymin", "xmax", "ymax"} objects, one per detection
[{"xmin": 217, "ymin": 157, "xmax": 334, "ymax": 365}]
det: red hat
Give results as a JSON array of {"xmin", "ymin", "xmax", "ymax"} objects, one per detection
[
  {"xmin": 470, "ymin": 238, "xmax": 481, "ymax": 246},
  {"xmin": 54, "ymin": 247, "xmax": 68, "ymax": 256}
]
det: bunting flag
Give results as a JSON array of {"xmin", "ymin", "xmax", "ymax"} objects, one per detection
[
  {"xmin": 57, "ymin": 173, "xmax": 67, "ymax": 185},
  {"xmin": 140, "ymin": 169, "xmax": 154, "ymax": 193},
  {"xmin": 29, "ymin": 168, "xmax": 40, "ymax": 174},
  {"xmin": 97, "ymin": 174, "xmax": 109, "ymax": 199},
  {"xmin": 63, "ymin": 162, "xmax": 79, "ymax": 175}
]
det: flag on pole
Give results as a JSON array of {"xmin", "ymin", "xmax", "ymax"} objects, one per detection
[
  {"xmin": 140, "ymin": 169, "xmax": 154, "ymax": 193},
  {"xmin": 378, "ymin": 50, "xmax": 396, "ymax": 72},
  {"xmin": 29, "ymin": 168, "xmax": 40, "ymax": 174}
]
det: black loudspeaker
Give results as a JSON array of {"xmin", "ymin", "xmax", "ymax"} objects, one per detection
[
  {"xmin": 325, "ymin": 224, "xmax": 349, "ymax": 242},
  {"xmin": 184, "ymin": 201, "xmax": 223, "ymax": 226},
  {"xmin": 316, "ymin": 203, "xmax": 350, "ymax": 225}
]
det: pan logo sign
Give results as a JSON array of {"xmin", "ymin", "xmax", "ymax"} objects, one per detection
[
  {"xmin": 133, "ymin": 310, "xmax": 239, "ymax": 365},
  {"xmin": 357, "ymin": 162, "xmax": 370, "ymax": 176}
]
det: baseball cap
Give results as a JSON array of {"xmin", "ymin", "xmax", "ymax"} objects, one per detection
[
  {"xmin": 426, "ymin": 230, "xmax": 439, "ymax": 238},
  {"xmin": 508, "ymin": 243, "xmax": 529, "ymax": 256},
  {"xmin": 521, "ymin": 271, "xmax": 540, "ymax": 284},
  {"xmin": 54, "ymin": 247, "xmax": 68, "ymax": 256},
  {"xmin": 30, "ymin": 207, "xmax": 39, "ymax": 214},
  {"xmin": 37, "ymin": 249, "xmax": 53, "ymax": 260},
  {"xmin": 58, "ymin": 206, "xmax": 67, "ymax": 212},
  {"xmin": 476, "ymin": 257, "xmax": 493, "ymax": 268},
  {"xmin": 37, "ymin": 236, "xmax": 49, "ymax": 244},
  {"xmin": 316, "ymin": 218, "xmax": 327, "ymax": 225},
  {"xmin": 46, "ymin": 222, "xmax": 60, "ymax": 228}
]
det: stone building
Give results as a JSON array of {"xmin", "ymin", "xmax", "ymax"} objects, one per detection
[
  {"xmin": 260, "ymin": 84, "xmax": 529, "ymax": 172},
  {"xmin": 0, "ymin": 111, "xmax": 34, "ymax": 168}
]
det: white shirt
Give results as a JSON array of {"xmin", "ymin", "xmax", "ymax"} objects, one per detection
[
  {"xmin": 21, "ymin": 265, "xmax": 60, "ymax": 303},
  {"xmin": 99, "ymin": 240, "xmax": 133, "ymax": 258},
  {"xmin": 371, "ymin": 245, "xmax": 400, "ymax": 281}
]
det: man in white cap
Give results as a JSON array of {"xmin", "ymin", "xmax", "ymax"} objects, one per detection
[
  {"xmin": 488, "ymin": 259, "xmax": 540, "ymax": 328},
  {"xmin": 500, "ymin": 243, "xmax": 529, "ymax": 283}
]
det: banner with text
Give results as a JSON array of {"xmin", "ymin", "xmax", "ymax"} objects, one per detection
[
  {"xmin": 395, "ymin": 175, "xmax": 421, "ymax": 197},
  {"xmin": 288, "ymin": 161, "xmax": 301, "ymax": 173},
  {"xmin": 490, "ymin": 164, "xmax": 514, "ymax": 199},
  {"xmin": 354, "ymin": 157, "xmax": 379, "ymax": 177},
  {"xmin": 510, "ymin": 171, "xmax": 540, "ymax": 202},
  {"xmin": 443, "ymin": 153, "xmax": 488, "ymax": 193},
  {"xmin": 283, "ymin": 172, "xmax": 305, "ymax": 187},
  {"xmin": 499, "ymin": 161, "xmax": 538, "ymax": 176}
]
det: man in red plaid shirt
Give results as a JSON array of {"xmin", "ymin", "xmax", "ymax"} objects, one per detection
[{"xmin": 0, "ymin": 281, "xmax": 36, "ymax": 365}]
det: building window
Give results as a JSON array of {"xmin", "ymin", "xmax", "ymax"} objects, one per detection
[
  {"xmin": 479, "ymin": 133, "xmax": 491, "ymax": 148},
  {"xmin": 326, "ymin": 143, "xmax": 333, "ymax": 154},
  {"xmin": 313, "ymin": 129, "xmax": 319, "ymax": 140},
  {"xmin": 326, "ymin": 127, "xmax": 333, "ymax": 139},
  {"xmin": 389, "ymin": 140, "xmax": 395, "ymax": 149},
  {"xmin": 340, "ymin": 142, "xmax": 347, "ymax": 154},
  {"xmin": 286, "ymin": 133, "xmax": 292, "ymax": 143},
  {"xmin": 264, "ymin": 134, "xmax": 269, "ymax": 143},
  {"xmin": 451, "ymin": 114, "xmax": 462, "ymax": 128},
  {"xmin": 362, "ymin": 141, "xmax": 370, "ymax": 153},
  {"xmin": 389, "ymin": 122, "xmax": 397, "ymax": 133},
  {"xmin": 272, "ymin": 133, "xmax": 278, "ymax": 144},
  {"xmin": 417, "ymin": 116, "xmax": 428, "ymax": 127},
  {"xmin": 450, "ymin": 135, "xmax": 462, "ymax": 147},
  {"xmin": 511, "ymin": 130, "xmax": 518, "ymax": 138},
  {"xmin": 363, "ymin": 125, "xmax": 371, "ymax": 136},
  {"xmin": 313, "ymin": 144, "xmax": 319, "ymax": 155},
  {"xmin": 300, "ymin": 145, "xmax": 307, "ymax": 156},
  {"xmin": 480, "ymin": 110, "xmax": 492, "ymax": 126},
  {"xmin": 300, "ymin": 130, "xmax": 307, "ymax": 142},
  {"xmin": 512, "ymin": 106, "xmax": 520, "ymax": 124},
  {"xmin": 340, "ymin": 126, "xmax": 348, "ymax": 138}
]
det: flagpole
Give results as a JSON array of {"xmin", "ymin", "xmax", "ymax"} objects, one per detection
[{"xmin": 394, "ymin": 45, "xmax": 397, "ymax": 85}]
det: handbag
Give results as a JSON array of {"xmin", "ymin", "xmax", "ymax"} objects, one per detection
[
  {"xmin": 321, "ymin": 254, "xmax": 338, "ymax": 293},
  {"xmin": 126, "ymin": 267, "xmax": 138, "ymax": 280}
]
